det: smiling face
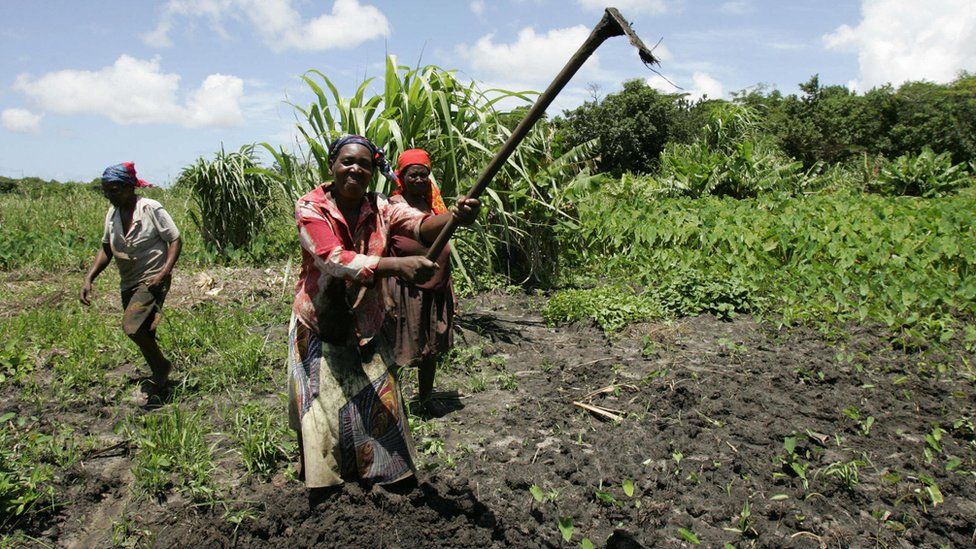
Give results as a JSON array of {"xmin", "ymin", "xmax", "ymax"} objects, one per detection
[
  {"xmin": 330, "ymin": 143, "xmax": 374, "ymax": 207},
  {"xmin": 400, "ymin": 164, "xmax": 432, "ymax": 198}
]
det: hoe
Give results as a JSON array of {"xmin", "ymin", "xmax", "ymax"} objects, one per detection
[{"xmin": 424, "ymin": 7, "xmax": 660, "ymax": 261}]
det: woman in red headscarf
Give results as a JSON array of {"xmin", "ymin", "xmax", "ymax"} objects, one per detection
[{"xmin": 384, "ymin": 149, "xmax": 456, "ymax": 414}]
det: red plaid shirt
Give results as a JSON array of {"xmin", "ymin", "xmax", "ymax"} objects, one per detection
[{"xmin": 293, "ymin": 185, "xmax": 427, "ymax": 345}]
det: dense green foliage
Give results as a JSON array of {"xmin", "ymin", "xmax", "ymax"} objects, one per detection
[
  {"xmin": 653, "ymin": 103, "xmax": 805, "ymax": 198},
  {"xmin": 554, "ymin": 80, "xmax": 699, "ymax": 175},
  {"xmin": 176, "ymin": 145, "xmax": 294, "ymax": 259},
  {"xmin": 731, "ymin": 74, "xmax": 976, "ymax": 168},
  {"xmin": 567, "ymin": 176, "xmax": 976, "ymax": 338},
  {"xmin": 868, "ymin": 147, "xmax": 973, "ymax": 197},
  {"xmin": 555, "ymin": 74, "xmax": 976, "ymax": 176}
]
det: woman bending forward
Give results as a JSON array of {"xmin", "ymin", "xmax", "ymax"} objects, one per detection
[{"xmin": 288, "ymin": 136, "xmax": 478, "ymax": 491}]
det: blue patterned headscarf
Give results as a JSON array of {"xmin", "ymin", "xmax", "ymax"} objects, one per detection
[
  {"xmin": 327, "ymin": 135, "xmax": 398, "ymax": 185},
  {"xmin": 101, "ymin": 162, "xmax": 151, "ymax": 187}
]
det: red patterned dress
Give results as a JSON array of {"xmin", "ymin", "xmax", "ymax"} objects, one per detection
[{"xmin": 288, "ymin": 184, "xmax": 427, "ymax": 488}]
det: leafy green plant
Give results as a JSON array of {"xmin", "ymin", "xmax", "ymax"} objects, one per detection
[
  {"xmin": 0, "ymin": 344, "xmax": 32, "ymax": 385},
  {"xmin": 622, "ymin": 478, "xmax": 635, "ymax": 497},
  {"xmin": 842, "ymin": 406, "xmax": 875, "ymax": 435},
  {"xmin": 774, "ymin": 435, "xmax": 810, "ymax": 490},
  {"xmin": 497, "ymin": 373, "xmax": 519, "ymax": 391},
  {"xmin": 869, "ymin": 147, "xmax": 973, "ymax": 197},
  {"xmin": 543, "ymin": 285, "xmax": 664, "ymax": 333},
  {"xmin": 131, "ymin": 407, "xmax": 217, "ymax": 503},
  {"xmin": 468, "ymin": 374, "xmax": 488, "ymax": 394},
  {"xmin": 725, "ymin": 500, "xmax": 755, "ymax": 537},
  {"xmin": 923, "ymin": 424, "xmax": 947, "ymax": 464},
  {"xmin": 558, "ymin": 517, "xmax": 574, "ymax": 542},
  {"xmin": 177, "ymin": 144, "xmax": 292, "ymax": 257},
  {"xmin": 817, "ymin": 459, "xmax": 864, "ymax": 490},
  {"xmin": 677, "ymin": 527, "xmax": 701, "ymax": 544},
  {"xmin": 230, "ymin": 403, "xmax": 294, "ymax": 480},
  {"xmin": 529, "ymin": 484, "xmax": 544, "ymax": 503},
  {"xmin": 0, "ymin": 414, "xmax": 56, "ymax": 523},
  {"xmin": 653, "ymin": 268, "xmax": 754, "ymax": 320},
  {"xmin": 572, "ymin": 189, "xmax": 976, "ymax": 337},
  {"xmin": 655, "ymin": 103, "xmax": 806, "ymax": 199}
]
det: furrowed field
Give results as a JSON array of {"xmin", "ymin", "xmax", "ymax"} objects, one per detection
[{"xmin": 2, "ymin": 65, "xmax": 975, "ymax": 547}]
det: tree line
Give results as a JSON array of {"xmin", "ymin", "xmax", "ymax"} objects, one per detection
[{"xmin": 553, "ymin": 73, "xmax": 976, "ymax": 176}]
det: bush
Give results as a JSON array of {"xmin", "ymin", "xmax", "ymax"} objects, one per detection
[
  {"xmin": 553, "ymin": 79, "xmax": 699, "ymax": 176},
  {"xmin": 651, "ymin": 268, "xmax": 755, "ymax": 320},
  {"xmin": 176, "ymin": 144, "xmax": 289, "ymax": 257},
  {"xmin": 655, "ymin": 104, "xmax": 805, "ymax": 198},
  {"xmin": 543, "ymin": 285, "xmax": 664, "ymax": 333},
  {"xmin": 869, "ymin": 147, "xmax": 973, "ymax": 197}
]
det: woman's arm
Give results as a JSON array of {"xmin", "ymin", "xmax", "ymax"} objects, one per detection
[
  {"xmin": 146, "ymin": 237, "xmax": 182, "ymax": 289},
  {"xmin": 80, "ymin": 243, "xmax": 113, "ymax": 305},
  {"xmin": 418, "ymin": 198, "xmax": 480, "ymax": 246},
  {"xmin": 375, "ymin": 256, "xmax": 437, "ymax": 284},
  {"xmin": 298, "ymin": 202, "xmax": 437, "ymax": 284}
]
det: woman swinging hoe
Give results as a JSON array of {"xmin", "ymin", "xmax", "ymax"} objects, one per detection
[{"xmin": 287, "ymin": 136, "xmax": 479, "ymax": 496}]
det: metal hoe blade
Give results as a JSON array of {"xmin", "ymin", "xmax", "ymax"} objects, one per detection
[{"xmin": 605, "ymin": 7, "xmax": 659, "ymax": 67}]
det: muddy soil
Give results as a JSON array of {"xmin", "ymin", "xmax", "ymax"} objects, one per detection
[{"xmin": 4, "ymin": 282, "xmax": 976, "ymax": 547}]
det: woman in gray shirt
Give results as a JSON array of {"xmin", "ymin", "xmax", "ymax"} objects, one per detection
[{"xmin": 80, "ymin": 162, "xmax": 182, "ymax": 402}]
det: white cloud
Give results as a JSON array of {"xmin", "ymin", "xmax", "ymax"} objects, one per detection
[
  {"xmin": 648, "ymin": 71, "xmax": 724, "ymax": 101},
  {"xmin": 144, "ymin": 0, "xmax": 389, "ymax": 52},
  {"xmin": 688, "ymin": 72, "xmax": 723, "ymax": 100},
  {"xmin": 141, "ymin": 0, "xmax": 233, "ymax": 48},
  {"xmin": 1, "ymin": 108, "xmax": 42, "ymax": 134},
  {"xmin": 576, "ymin": 0, "xmax": 666, "ymax": 15},
  {"xmin": 13, "ymin": 55, "xmax": 244, "ymax": 128},
  {"xmin": 824, "ymin": 0, "xmax": 976, "ymax": 90},
  {"xmin": 469, "ymin": 0, "xmax": 485, "ymax": 15},
  {"xmin": 458, "ymin": 26, "xmax": 603, "ymax": 84}
]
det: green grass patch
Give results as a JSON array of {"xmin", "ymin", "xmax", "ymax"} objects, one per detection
[
  {"xmin": 0, "ymin": 182, "xmax": 297, "ymax": 271},
  {"xmin": 130, "ymin": 407, "xmax": 217, "ymax": 503},
  {"xmin": 161, "ymin": 301, "xmax": 287, "ymax": 395},
  {"xmin": 0, "ymin": 413, "xmax": 96, "ymax": 528},
  {"xmin": 228, "ymin": 401, "xmax": 295, "ymax": 480}
]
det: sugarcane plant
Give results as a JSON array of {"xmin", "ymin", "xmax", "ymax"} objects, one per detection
[
  {"xmin": 177, "ymin": 144, "xmax": 294, "ymax": 257},
  {"xmin": 262, "ymin": 55, "xmax": 598, "ymax": 287}
]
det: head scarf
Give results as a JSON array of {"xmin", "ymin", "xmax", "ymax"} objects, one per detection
[
  {"xmin": 101, "ymin": 162, "xmax": 152, "ymax": 188},
  {"xmin": 394, "ymin": 148, "xmax": 448, "ymax": 214},
  {"xmin": 327, "ymin": 134, "xmax": 397, "ymax": 185}
]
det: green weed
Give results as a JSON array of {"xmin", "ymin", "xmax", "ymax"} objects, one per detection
[
  {"xmin": 229, "ymin": 403, "xmax": 294, "ymax": 480},
  {"xmin": 130, "ymin": 407, "xmax": 217, "ymax": 503},
  {"xmin": 544, "ymin": 285, "xmax": 663, "ymax": 333},
  {"xmin": 0, "ymin": 416, "xmax": 56, "ymax": 523}
]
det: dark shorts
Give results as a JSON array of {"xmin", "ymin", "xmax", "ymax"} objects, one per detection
[{"xmin": 121, "ymin": 276, "xmax": 170, "ymax": 336}]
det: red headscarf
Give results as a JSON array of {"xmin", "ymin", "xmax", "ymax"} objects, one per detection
[{"xmin": 394, "ymin": 149, "xmax": 448, "ymax": 214}]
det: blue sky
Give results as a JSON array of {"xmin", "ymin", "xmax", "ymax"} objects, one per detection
[{"xmin": 1, "ymin": 0, "xmax": 973, "ymax": 184}]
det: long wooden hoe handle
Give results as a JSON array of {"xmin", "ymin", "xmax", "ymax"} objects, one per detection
[{"xmin": 425, "ymin": 7, "xmax": 658, "ymax": 261}]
